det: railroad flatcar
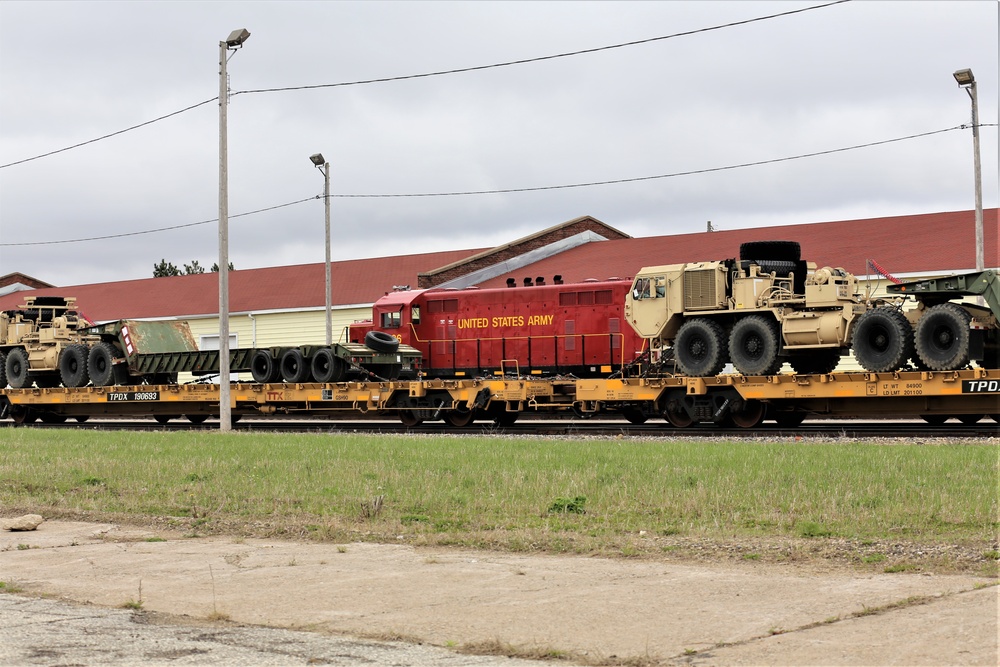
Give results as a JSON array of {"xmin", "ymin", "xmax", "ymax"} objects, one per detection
[{"xmin": 348, "ymin": 277, "xmax": 646, "ymax": 378}]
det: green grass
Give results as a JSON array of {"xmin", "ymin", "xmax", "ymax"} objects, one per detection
[{"xmin": 1, "ymin": 429, "xmax": 996, "ymax": 559}]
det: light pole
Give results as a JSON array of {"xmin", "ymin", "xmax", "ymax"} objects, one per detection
[
  {"xmin": 310, "ymin": 153, "xmax": 332, "ymax": 346},
  {"xmin": 218, "ymin": 27, "xmax": 250, "ymax": 433},
  {"xmin": 953, "ymin": 68, "xmax": 984, "ymax": 273}
]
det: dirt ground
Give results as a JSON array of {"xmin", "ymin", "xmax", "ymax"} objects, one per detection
[{"xmin": 1, "ymin": 520, "xmax": 997, "ymax": 666}]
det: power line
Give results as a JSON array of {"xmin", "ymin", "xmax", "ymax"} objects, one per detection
[
  {"xmin": 238, "ymin": 2, "xmax": 850, "ymax": 95},
  {"xmin": 2, "ymin": 124, "xmax": 969, "ymax": 247},
  {"xmin": 0, "ymin": 1, "xmax": 849, "ymax": 169}
]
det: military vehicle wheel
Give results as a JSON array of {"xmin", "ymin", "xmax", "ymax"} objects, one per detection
[
  {"xmin": 0, "ymin": 351, "xmax": 7, "ymax": 388},
  {"xmin": 5, "ymin": 348, "xmax": 30, "ymax": 389},
  {"xmin": 59, "ymin": 344, "xmax": 90, "ymax": 388},
  {"xmin": 739, "ymin": 241, "xmax": 801, "ymax": 262},
  {"xmin": 444, "ymin": 407, "xmax": 475, "ymax": 427},
  {"xmin": 754, "ymin": 260, "xmax": 797, "ymax": 276},
  {"xmin": 311, "ymin": 348, "xmax": 347, "ymax": 383},
  {"xmin": 921, "ymin": 414, "xmax": 949, "ymax": 425},
  {"xmin": 365, "ymin": 330, "xmax": 399, "ymax": 353},
  {"xmin": 250, "ymin": 350, "xmax": 281, "ymax": 383},
  {"xmin": 789, "ymin": 349, "xmax": 840, "ymax": 375},
  {"xmin": 914, "ymin": 303, "xmax": 971, "ymax": 371},
  {"xmin": 729, "ymin": 399, "xmax": 766, "ymax": 428},
  {"xmin": 279, "ymin": 348, "xmax": 311, "ymax": 383},
  {"xmin": 729, "ymin": 316, "xmax": 782, "ymax": 375},
  {"xmin": 852, "ymin": 307, "xmax": 913, "ymax": 373},
  {"xmin": 674, "ymin": 318, "xmax": 727, "ymax": 377},
  {"xmin": 88, "ymin": 342, "xmax": 120, "ymax": 387}
]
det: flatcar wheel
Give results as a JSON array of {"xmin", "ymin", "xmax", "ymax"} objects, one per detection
[
  {"xmin": 921, "ymin": 414, "xmax": 949, "ymax": 425},
  {"xmin": 621, "ymin": 407, "xmax": 648, "ymax": 424},
  {"xmin": 662, "ymin": 403, "xmax": 694, "ymax": 428},
  {"xmin": 398, "ymin": 410, "xmax": 422, "ymax": 427},
  {"xmin": 11, "ymin": 406, "xmax": 37, "ymax": 424},
  {"xmin": 772, "ymin": 410, "xmax": 807, "ymax": 428},
  {"xmin": 185, "ymin": 414, "xmax": 209, "ymax": 424},
  {"xmin": 40, "ymin": 412, "xmax": 67, "ymax": 424},
  {"xmin": 444, "ymin": 407, "xmax": 475, "ymax": 428},
  {"xmin": 154, "ymin": 414, "xmax": 179, "ymax": 424},
  {"xmin": 729, "ymin": 399, "xmax": 766, "ymax": 429}
]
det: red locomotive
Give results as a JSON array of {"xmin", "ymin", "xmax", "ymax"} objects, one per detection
[{"xmin": 348, "ymin": 276, "xmax": 646, "ymax": 378}]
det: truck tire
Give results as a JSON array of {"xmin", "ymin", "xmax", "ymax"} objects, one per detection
[
  {"xmin": 739, "ymin": 241, "xmax": 801, "ymax": 263},
  {"xmin": 852, "ymin": 307, "xmax": 913, "ymax": 373},
  {"xmin": 250, "ymin": 350, "xmax": 281, "ymax": 384},
  {"xmin": 280, "ymin": 348, "xmax": 311, "ymax": 383},
  {"xmin": 914, "ymin": 303, "xmax": 971, "ymax": 371},
  {"xmin": 59, "ymin": 344, "xmax": 90, "ymax": 388},
  {"xmin": 674, "ymin": 318, "xmax": 727, "ymax": 377},
  {"xmin": 754, "ymin": 260, "xmax": 797, "ymax": 276},
  {"xmin": 311, "ymin": 348, "xmax": 347, "ymax": 383},
  {"xmin": 0, "ymin": 351, "xmax": 7, "ymax": 388},
  {"xmin": 365, "ymin": 330, "xmax": 399, "ymax": 353},
  {"xmin": 729, "ymin": 315, "xmax": 782, "ymax": 376},
  {"xmin": 5, "ymin": 348, "xmax": 31, "ymax": 389},
  {"xmin": 88, "ymin": 342, "xmax": 120, "ymax": 387}
]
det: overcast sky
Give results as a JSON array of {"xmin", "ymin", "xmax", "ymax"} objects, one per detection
[{"xmin": 1, "ymin": 0, "xmax": 997, "ymax": 288}]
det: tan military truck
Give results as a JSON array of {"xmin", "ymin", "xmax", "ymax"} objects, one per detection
[
  {"xmin": 625, "ymin": 241, "xmax": 868, "ymax": 376},
  {"xmin": 0, "ymin": 296, "xmax": 99, "ymax": 389}
]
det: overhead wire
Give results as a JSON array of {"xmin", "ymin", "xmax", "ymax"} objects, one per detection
[
  {"xmin": 0, "ymin": 1, "xmax": 850, "ymax": 169},
  {"xmin": 2, "ymin": 124, "xmax": 973, "ymax": 246}
]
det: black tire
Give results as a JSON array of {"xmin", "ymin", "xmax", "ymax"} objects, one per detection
[
  {"xmin": 0, "ymin": 351, "xmax": 7, "ymax": 388},
  {"xmin": 739, "ymin": 241, "xmax": 801, "ymax": 263},
  {"xmin": 88, "ymin": 342, "xmax": 121, "ymax": 387},
  {"xmin": 754, "ymin": 260, "xmax": 797, "ymax": 276},
  {"xmin": 914, "ymin": 303, "xmax": 971, "ymax": 371},
  {"xmin": 674, "ymin": 319, "xmax": 728, "ymax": 377},
  {"xmin": 5, "ymin": 348, "xmax": 31, "ymax": 389},
  {"xmin": 311, "ymin": 348, "xmax": 347, "ymax": 383},
  {"xmin": 59, "ymin": 344, "xmax": 90, "ymax": 388},
  {"xmin": 852, "ymin": 307, "xmax": 914, "ymax": 373},
  {"xmin": 280, "ymin": 348, "xmax": 311, "ymax": 383},
  {"xmin": 250, "ymin": 350, "xmax": 281, "ymax": 384},
  {"xmin": 789, "ymin": 349, "xmax": 841, "ymax": 375},
  {"xmin": 729, "ymin": 315, "xmax": 782, "ymax": 376},
  {"xmin": 365, "ymin": 330, "xmax": 399, "ymax": 353}
]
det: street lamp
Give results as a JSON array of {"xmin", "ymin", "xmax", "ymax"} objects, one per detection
[
  {"xmin": 952, "ymin": 68, "xmax": 984, "ymax": 273},
  {"xmin": 310, "ymin": 153, "xmax": 332, "ymax": 346},
  {"xmin": 218, "ymin": 27, "xmax": 250, "ymax": 433}
]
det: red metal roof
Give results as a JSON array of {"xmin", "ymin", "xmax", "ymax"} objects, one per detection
[
  {"xmin": 474, "ymin": 209, "xmax": 999, "ymax": 288},
  {"xmin": 1, "ymin": 209, "xmax": 994, "ymax": 321}
]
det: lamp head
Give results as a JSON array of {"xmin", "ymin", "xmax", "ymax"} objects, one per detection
[
  {"xmin": 226, "ymin": 28, "xmax": 250, "ymax": 48},
  {"xmin": 953, "ymin": 68, "xmax": 975, "ymax": 86},
  {"xmin": 309, "ymin": 153, "xmax": 326, "ymax": 167}
]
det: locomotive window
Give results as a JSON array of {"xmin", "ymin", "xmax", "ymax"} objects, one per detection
[
  {"xmin": 381, "ymin": 311, "xmax": 401, "ymax": 328},
  {"xmin": 410, "ymin": 306, "xmax": 420, "ymax": 324}
]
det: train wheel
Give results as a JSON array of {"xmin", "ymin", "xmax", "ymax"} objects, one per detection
[
  {"xmin": 311, "ymin": 349, "xmax": 347, "ymax": 383},
  {"xmin": 279, "ymin": 348, "xmax": 311, "ymax": 383},
  {"xmin": 87, "ymin": 342, "xmax": 120, "ymax": 387},
  {"xmin": 59, "ymin": 344, "xmax": 91, "ymax": 388},
  {"xmin": 729, "ymin": 316, "xmax": 781, "ymax": 376},
  {"xmin": 154, "ymin": 414, "xmax": 178, "ymax": 424},
  {"xmin": 444, "ymin": 407, "xmax": 475, "ymax": 428},
  {"xmin": 40, "ymin": 412, "xmax": 67, "ymax": 424},
  {"xmin": 914, "ymin": 303, "xmax": 971, "ymax": 371},
  {"xmin": 852, "ymin": 307, "xmax": 913, "ymax": 373},
  {"xmin": 399, "ymin": 410, "xmax": 422, "ymax": 427},
  {"xmin": 662, "ymin": 401, "xmax": 694, "ymax": 428},
  {"xmin": 621, "ymin": 407, "xmax": 648, "ymax": 424},
  {"xmin": 789, "ymin": 349, "xmax": 841, "ymax": 375},
  {"xmin": 185, "ymin": 414, "xmax": 209, "ymax": 424},
  {"xmin": 491, "ymin": 411, "xmax": 518, "ymax": 427},
  {"xmin": 5, "ymin": 348, "xmax": 30, "ymax": 389},
  {"xmin": 11, "ymin": 406, "xmax": 37, "ymax": 424},
  {"xmin": 674, "ymin": 318, "xmax": 727, "ymax": 377},
  {"xmin": 729, "ymin": 399, "xmax": 766, "ymax": 428}
]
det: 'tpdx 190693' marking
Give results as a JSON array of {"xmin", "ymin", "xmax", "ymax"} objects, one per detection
[{"xmin": 106, "ymin": 392, "xmax": 160, "ymax": 402}]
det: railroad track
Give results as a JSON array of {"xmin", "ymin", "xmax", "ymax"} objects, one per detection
[{"xmin": 12, "ymin": 418, "xmax": 998, "ymax": 439}]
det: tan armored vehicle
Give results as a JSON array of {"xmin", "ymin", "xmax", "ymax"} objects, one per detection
[
  {"xmin": 0, "ymin": 296, "xmax": 99, "ymax": 388},
  {"xmin": 625, "ymin": 241, "xmax": 867, "ymax": 376}
]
